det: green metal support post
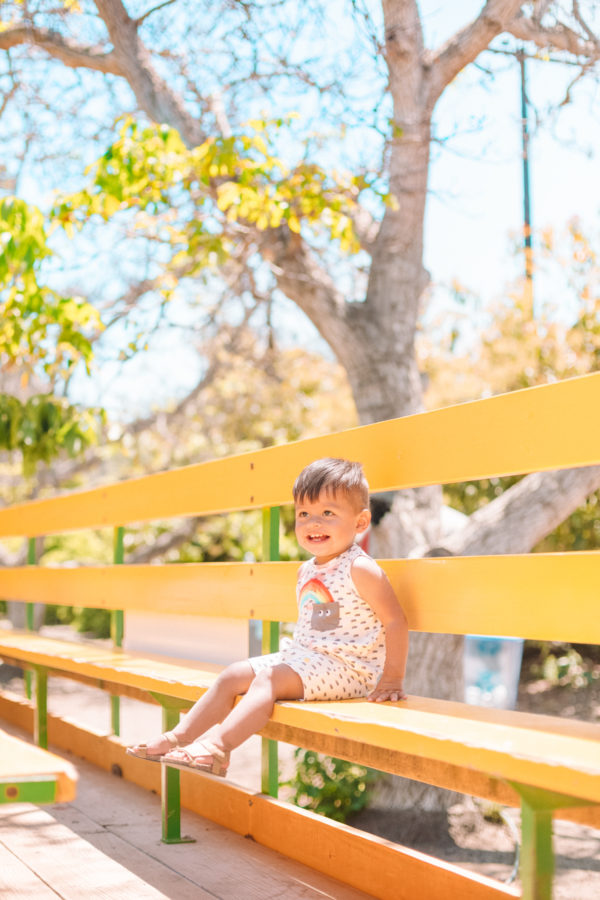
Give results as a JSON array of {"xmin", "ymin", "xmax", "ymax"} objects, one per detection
[
  {"xmin": 34, "ymin": 666, "xmax": 48, "ymax": 749},
  {"xmin": 25, "ymin": 538, "xmax": 49, "ymax": 748},
  {"xmin": 261, "ymin": 506, "xmax": 280, "ymax": 798},
  {"xmin": 110, "ymin": 526, "xmax": 125, "ymax": 736},
  {"xmin": 24, "ymin": 538, "xmax": 36, "ymax": 700},
  {"xmin": 510, "ymin": 782, "xmax": 597, "ymax": 900},
  {"xmin": 151, "ymin": 692, "xmax": 195, "ymax": 844}
]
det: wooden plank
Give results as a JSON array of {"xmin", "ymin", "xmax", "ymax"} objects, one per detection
[
  {"xmin": 0, "ymin": 841, "xmax": 59, "ymax": 899},
  {"xmin": 47, "ymin": 754, "xmax": 373, "ymax": 900},
  {"xmin": 67, "ymin": 831, "xmax": 216, "ymax": 899},
  {"xmin": 0, "ymin": 806, "xmax": 174, "ymax": 899},
  {"xmin": 0, "ymin": 733, "xmax": 372, "ymax": 900},
  {"xmin": 269, "ymin": 697, "xmax": 600, "ymax": 805},
  {"xmin": 3, "ymin": 631, "xmax": 600, "ymax": 808},
  {"xmin": 0, "ymin": 562, "xmax": 297, "ymax": 622},
  {"xmin": 262, "ymin": 719, "xmax": 521, "ymax": 807},
  {"xmin": 1, "ymin": 631, "xmax": 600, "ymax": 802},
  {"xmin": 1, "ymin": 690, "xmax": 597, "ymax": 828},
  {"xmin": 251, "ymin": 793, "xmax": 520, "ymax": 900},
  {"xmin": 0, "ymin": 728, "xmax": 77, "ymax": 802},
  {"xmin": 2, "ymin": 551, "xmax": 600, "ymax": 643},
  {"xmin": 178, "ymin": 770, "xmax": 518, "ymax": 900},
  {"xmin": 0, "ymin": 631, "xmax": 219, "ymax": 702},
  {"xmin": 388, "ymin": 552, "xmax": 600, "ymax": 642},
  {"xmin": 0, "ymin": 372, "xmax": 598, "ymax": 537},
  {"xmin": 0, "ymin": 689, "xmax": 525, "ymax": 813}
]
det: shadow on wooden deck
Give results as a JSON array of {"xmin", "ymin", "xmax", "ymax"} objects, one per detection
[{"xmin": 0, "ymin": 724, "xmax": 370, "ymax": 900}]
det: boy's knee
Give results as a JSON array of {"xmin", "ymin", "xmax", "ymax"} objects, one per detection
[
  {"xmin": 216, "ymin": 660, "xmax": 254, "ymax": 694},
  {"xmin": 250, "ymin": 665, "xmax": 303, "ymax": 701},
  {"xmin": 248, "ymin": 668, "xmax": 272, "ymax": 689},
  {"xmin": 246, "ymin": 667, "xmax": 279, "ymax": 700}
]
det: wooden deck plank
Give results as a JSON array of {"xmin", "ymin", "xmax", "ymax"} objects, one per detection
[
  {"xmin": 0, "ymin": 806, "xmax": 171, "ymax": 900},
  {"xmin": 59, "ymin": 829, "xmax": 215, "ymax": 900},
  {"xmin": 0, "ymin": 723, "xmax": 371, "ymax": 900},
  {"xmin": 0, "ymin": 839, "xmax": 59, "ymax": 899}
]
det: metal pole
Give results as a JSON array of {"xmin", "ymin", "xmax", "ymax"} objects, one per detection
[
  {"xmin": 518, "ymin": 48, "xmax": 534, "ymax": 313},
  {"xmin": 110, "ymin": 526, "xmax": 125, "ymax": 735},
  {"xmin": 24, "ymin": 538, "xmax": 37, "ymax": 700},
  {"xmin": 261, "ymin": 507, "xmax": 280, "ymax": 797}
]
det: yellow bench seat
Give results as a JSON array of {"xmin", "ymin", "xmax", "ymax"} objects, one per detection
[{"xmin": 2, "ymin": 627, "xmax": 599, "ymax": 813}]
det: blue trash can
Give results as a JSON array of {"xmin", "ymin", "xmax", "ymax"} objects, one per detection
[{"xmin": 464, "ymin": 635, "xmax": 524, "ymax": 709}]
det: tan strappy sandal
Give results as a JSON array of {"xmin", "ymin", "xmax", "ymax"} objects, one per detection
[
  {"xmin": 160, "ymin": 739, "xmax": 230, "ymax": 776},
  {"xmin": 126, "ymin": 730, "xmax": 179, "ymax": 763}
]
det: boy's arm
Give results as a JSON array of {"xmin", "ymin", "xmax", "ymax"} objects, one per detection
[{"xmin": 351, "ymin": 556, "xmax": 409, "ymax": 703}]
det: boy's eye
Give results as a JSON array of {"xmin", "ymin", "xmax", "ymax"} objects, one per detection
[
  {"xmin": 323, "ymin": 510, "xmax": 334, "ymax": 517},
  {"xmin": 296, "ymin": 510, "xmax": 308, "ymax": 518}
]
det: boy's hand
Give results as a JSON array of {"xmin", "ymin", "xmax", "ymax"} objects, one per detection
[{"xmin": 368, "ymin": 678, "xmax": 406, "ymax": 703}]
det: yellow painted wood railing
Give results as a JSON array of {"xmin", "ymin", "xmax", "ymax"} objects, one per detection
[
  {"xmin": 1, "ymin": 372, "xmax": 599, "ymax": 537},
  {"xmin": 1, "ymin": 553, "xmax": 600, "ymax": 642}
]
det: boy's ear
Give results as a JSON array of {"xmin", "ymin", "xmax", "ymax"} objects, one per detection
[{"xmin": 356, "ymin": 508, "xmax": 371, "ymax": 533}]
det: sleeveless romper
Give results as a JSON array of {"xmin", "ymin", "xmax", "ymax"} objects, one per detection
[{"xmin": 249, "ymin": 542, "xmax": 386, "ymax": 700}]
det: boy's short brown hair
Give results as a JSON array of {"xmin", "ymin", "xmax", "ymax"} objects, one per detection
[{"xmin": 293, "ymin": 458, "xmax": 369, "ymax": 510}]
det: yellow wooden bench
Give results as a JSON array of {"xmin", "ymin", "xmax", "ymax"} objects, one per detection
[
  {"xmin": 0, "ymin": 726, "xmax": 77, "ymax": 804},
  {"xmin": 0, "ymin": 372, "xmax": 599, "ymax": 899}
]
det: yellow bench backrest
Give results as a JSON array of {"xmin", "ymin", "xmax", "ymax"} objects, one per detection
[
  {"xmin": 0, "ymin": 373, "xmax": 598, "ymax": 536},
  {"xmin": 0, "ymin": 373, "xmax": 599, "ymax": 643}
]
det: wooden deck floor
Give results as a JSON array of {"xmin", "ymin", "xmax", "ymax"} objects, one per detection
[{"xmin": 0, "ymin": 727, "xmax": 371, "ymax": 900}]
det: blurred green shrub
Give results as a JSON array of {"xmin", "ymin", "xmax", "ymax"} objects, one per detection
[{"xmin": 283, "ymin": 749, "xmax": 378, "ymax": 823}]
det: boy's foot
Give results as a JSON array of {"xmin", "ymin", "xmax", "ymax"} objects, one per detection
[
  {"xmin": 126, "ymin": 730, "xmax": 179, "ymax": 762},
  {"xmin": 161, "ymin": 738, "xmax": 230, "ymax": 776}
]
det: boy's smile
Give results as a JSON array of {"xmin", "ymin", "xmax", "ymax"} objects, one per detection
[{"xmin": 295, "ymin": 490, "xmax": 370, "ymax": 565}]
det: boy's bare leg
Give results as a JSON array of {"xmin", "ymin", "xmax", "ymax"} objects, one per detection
[
  {"xmin": 165, "ymin": 664, "xmax": 303, "ymax": 762},
  {"xmin": 136, "ymin": 660, "xmax": 256, "ymax": 756}
]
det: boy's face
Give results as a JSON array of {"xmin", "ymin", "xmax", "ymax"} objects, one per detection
[{"xmin": 294, "ymin": 489, "xmax": 370, "ymax": 565}]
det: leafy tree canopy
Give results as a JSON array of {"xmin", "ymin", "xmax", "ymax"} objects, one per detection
[{"xmin": 0, "ymin": 195, "xmax": 104, "ymax": 474}]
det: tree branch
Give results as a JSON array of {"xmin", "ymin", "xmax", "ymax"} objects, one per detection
[
  {"xmin": 506, "ymin": 10, "xmax": 600, "ymax": 58},
  {"xmin": 128, "ymin": 517, "xmax": 201, "ymax": 563},
  {"xmin": 443, "ymin": 466, "xmax": 600, "ymax": 556},
  {"xmin": 350, "ymin": 203, "xmax": 380, "ymax": 253},
  {"xmin": 1, "ymin": 3, "xmax": 206, "ymax": 147},
  {"xmin": 426, "ymin": 0, "xmax": 526, "ymax": 108},
  {"xmin": 135, "ymin": 0, "xmax": 178, "ymax": 28},
  {"xmin": 571, "ymin": 0, "xmax": 599, "ymax": 46},
  {"xmin": 261, "ymin": 226, "xmax": 354, "ymax": 354},
  {"xmin": 0, "ymin": 24, "xmax": 124, "ymax": 75},
  {"xmin": 93, "ymin": 0, "xmax": 205, "ymax": 146}
]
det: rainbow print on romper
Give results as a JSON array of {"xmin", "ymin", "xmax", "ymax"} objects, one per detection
[{"xmin": 299, "ymin": 578, "xmax": 334, "ymax": 611}]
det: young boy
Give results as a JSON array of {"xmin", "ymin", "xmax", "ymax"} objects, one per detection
[{"xmin": 128, "ymin": 457, "xmax": 408, "ymax": 776}]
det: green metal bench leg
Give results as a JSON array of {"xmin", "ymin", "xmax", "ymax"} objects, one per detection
[
  {"xmin": 510, "ymin": 782, "xmax": 597, "ymax": 900},
  {"xmin": 519, "ymin": 792, "xmax": 554, "ymax": 900},
  {"xmin": 25, "ymin": 538, "xmax": 37, "ymax": 700},
  {"xmin": 110, "ymin": 527, "xmax": 125, "ymax": 736},
  {"xmin": 261, "ymin": 507, "xmax": 280, "ymax": 798},
  {"xmin": 24, "ymin": 604, "xmax": 35, "ymax": 701},
  {"xmin": 110, "ymin": 608, "xmax": 124, "ymax": 735},
  {"xmin": 151, "ymin": 695, "xmax": 195, "ymax": 844},
  {"xmin": 262, "ymin": 720, "xmax": 279, "ymax": 798},
  {"xmin": 34, "ymin": 667, "xmax": 48, "ymax": 749}
]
